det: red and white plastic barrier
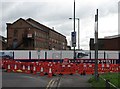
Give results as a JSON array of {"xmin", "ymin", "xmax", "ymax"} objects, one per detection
[{"xmin": 1, "ymin": 59, "xmax": 120, "ymax": 78}]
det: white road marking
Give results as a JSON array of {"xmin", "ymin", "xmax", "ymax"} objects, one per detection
[
  {"xmin": 50, "ymin": 80, "xmax": 55, "ymax": 88},
  {"xmin": 46, "ymin": 79, "xmax": 54, "ymax": 89},
  {"xmin": 46, "ymin": 78, "xmax": 60, "ymax": 89},
  {"xmin": 22, "ymin": 76, "xmax": 40, "ymax": 80}
]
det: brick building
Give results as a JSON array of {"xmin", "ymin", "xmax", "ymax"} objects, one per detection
[
  {"xmin": 0, "ymin": 35, "xmax": 7, "ymax": 50},
  {"xmin": 7, "ymin": 18, "xmax": 67, "ymax": 50},
  {"xmin": 90, "ymin": 34, "xmax": 120, "ymax": 50}
]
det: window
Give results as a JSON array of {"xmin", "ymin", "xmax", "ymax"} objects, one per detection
[
  {"xmin": 13, "ymin": 39, "xmax": 18, "ymax": 48},
  {"xmin": 14, "ymin": 29, "xmax": 18, "ymax": 37}
]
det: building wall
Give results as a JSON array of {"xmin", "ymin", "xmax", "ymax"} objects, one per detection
[
  {"xmin": 0, "ymin": 36, "xmax": 7, "ymax": 50},
  {"xmin": 104, "ymin": 37, "xmax": 120, "ymax": 50},
  {"xmin": 7, "ymin": 19, "xmax": 34, "ymax": 49},
  {"xmin": 7, "ymin": 18, "xmax": 67, "ymax": 50},
  {"xmin": 49, "ymin": 30, "xmax": 59, "ymax": 50},
  {"xmin": 90, "ymin": 37, "xmax": 120, "ymax": 50},
  {"xmin": 26, "ymin": 18, "xmax": 67, "ymax": 50},
  {"xmin": 34, "ymin": 28, "xmax": 49, "ymax": 50},
  {"xmin": 49, "ymin": 30, "xmax": 67, "ymax": 50}
]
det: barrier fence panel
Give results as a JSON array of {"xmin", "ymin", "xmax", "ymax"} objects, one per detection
[
  {"xmin": 1, "ymin": 50, "xmax": 120, "ymax": 62},
  {"xmin": 1, "ymin": 59, "xmax": 120, "ymax": 78}
]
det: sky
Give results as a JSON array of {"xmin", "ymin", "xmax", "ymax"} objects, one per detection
[{"xmin": 0, "ymin": 0, "xmax": 119, "ymax": 50}]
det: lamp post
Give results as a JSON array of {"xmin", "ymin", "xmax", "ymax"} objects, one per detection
[
  {"xmin": 69, "ymin": 18, "xmax": 80, "ymax": 50},
  {"xmin": 70, "ymin": 0, "xmax": 76, "ymax": 60},
  {"xmin": 94, "ymin": 9, "xmax": 98, "ymax": 81}
]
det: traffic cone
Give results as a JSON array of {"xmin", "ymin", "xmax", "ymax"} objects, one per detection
[
  {"xmin": 40, "ymin": 67, "xmax": 44, "ymax": 76},
  {"xmin": 13, "ymin": 64, "xmax": 17, "ymax": 72},
  {"xmin": 22, "ymin": 65, "xmax": 25, "ymax": 73},
  {"xmin": 26, "ymin": 65, "xmax": 31, "ymax": 74},
  {"xmin": 7, "ymin": 64, "xmax": 11, "ymax": 72},
  {"xmin": 48, "ymin": 67, "xmax": 52, "ymax": 78},
  {"xmin": 33, "ymin": 66, "xmax": 36, "ymax": 74}
]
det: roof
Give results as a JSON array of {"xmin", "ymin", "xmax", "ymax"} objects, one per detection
[
  {"xmin": 90, "ymin": 34, "xmax": 120, "ymax": 40},
  {"xmin": 104, "ymin": 34, "xmax": 120, "ymax": 39},
  {"xmin": 26, "ymin": 21, "xmax": 44, "ymax": 31},
  {"xmin": 7, "ymin": 18, "xmax": 66, "ymax": 38},
  {"xmin": 26, "ymin": 18, "xmax": 66, "ymax": 37}
]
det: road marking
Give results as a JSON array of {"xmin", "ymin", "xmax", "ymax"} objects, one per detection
[
  {"xmin": 56, "ymin": 76, "xmax": 62, "ymax": 89},
  {"xmin": 22, "ymin": 76, "xmax": 35, "ymax": 79},
  {"xmin": 46, "ymin": 76, "xmax": 62, "ymax": 89},
  {"xmin": 22, "ymin": 75, "xmax": 60, "ymax": 89},
  {"xmin": 50, "ymin": 80, "xmax": 55, "ymax": 88},
  {"xmin": 22, "ymin": 76, "xmax": 40, "ymax": 80},
  {"xmin": 46, "ymin": 79, "xmax": 54, "ymax": 89}
]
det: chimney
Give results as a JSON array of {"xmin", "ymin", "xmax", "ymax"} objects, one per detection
[{"xmin": 52, "ymin": 27, "xmax": 54, "ymax": 30}]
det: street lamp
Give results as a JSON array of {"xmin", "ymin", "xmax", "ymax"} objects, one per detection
[
  {"xmin": 69, "ymin": 18, "xmax": 80, "ymax": 50},
  {"xmin": 70, "ymin": 0, "xmax": 76, "ymax": 60},
  {"xmin": 94, "ymin": 9, "xmax": 98, "ymax": 81}
]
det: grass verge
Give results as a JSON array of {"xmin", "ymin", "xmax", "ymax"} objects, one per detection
[{"xmin": 88, "ymin": 72, "xmax": 120, "ymax": 89}]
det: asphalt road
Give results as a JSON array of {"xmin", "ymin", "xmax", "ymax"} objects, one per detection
[
  {"xmin": 59, "ymin": 74, "xmax": 92, "ymax": 88},
  {"xmin": 2, "ymin": 71, "xmax": 51, "ymax": 87},
  {"xmin": 2, "ymin": 69, "xmax": 93, "ymax": 89}
]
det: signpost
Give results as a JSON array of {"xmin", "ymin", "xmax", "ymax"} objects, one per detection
[
  {"xmin": 71, "ymin": 31, "xmax": 76, "ymax": 47},
  {"xmin": 71, "ymin": 31, "xmax": 76, "ymax": 60}
]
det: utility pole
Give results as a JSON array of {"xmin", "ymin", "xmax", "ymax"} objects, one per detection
[
  {"xmin": 95, "ymin": 9, "xmax": 98, "ymax": 81},
  {"xmin": 73, "ymin": 0, "xmax": 76, "ymax": 60},
  {"xmin": 78, "ymin": 18, "xmax": 80, "ymax": 50},
  {"xmin": 70, "ymin": 0, "xmax": 76, "ymax": 60}
]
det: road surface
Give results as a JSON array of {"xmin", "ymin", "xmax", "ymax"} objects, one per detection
[{"xmin": 2, "ymin": 69, "xmax": 92, "ymax": 89}]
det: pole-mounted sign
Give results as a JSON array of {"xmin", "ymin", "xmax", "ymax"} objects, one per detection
[{"xmin": 71, "ymin": 31, "xmax": 76, "ymax": 47}]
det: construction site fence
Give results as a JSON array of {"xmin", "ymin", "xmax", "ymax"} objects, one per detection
[{"xmin": 0, "ymin": 50, "xmax": 119, "ymax": 60}]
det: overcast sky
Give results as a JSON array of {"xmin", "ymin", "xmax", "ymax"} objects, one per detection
[{"xmin": 0, "ymin": 0, "xmax": 119, "ymax": 50}]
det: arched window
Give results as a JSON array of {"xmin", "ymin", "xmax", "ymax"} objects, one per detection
[{"xmin": 13, "ymin": 39, "xmax": 18, "ymax": 49}]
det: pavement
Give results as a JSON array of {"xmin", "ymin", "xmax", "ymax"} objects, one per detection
[
  {"xmin": 2, "ymin": 69, "xmax": 93, "ymax": 89},
  {"xmin": 59, "ymin": 74, "xmax": 92, "ymax": 88}
]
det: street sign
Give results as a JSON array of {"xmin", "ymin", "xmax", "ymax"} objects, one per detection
[{"xmin": 71, "ymin": 31, "xmax": 76, "ymax": 47}]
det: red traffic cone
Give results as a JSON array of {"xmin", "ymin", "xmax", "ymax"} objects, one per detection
[
  {"xmin": 40, "ymin": 67, "xmax": 44, "ymax": 76},
  {"xmin": 22, "ymin": 65, "xmax": 25, "ymax": 73},
  {"xmin": 26, "ymin": 65, "xmax": 31, "ymax": 74},
  {"xmin": 7, "ymin": 64, "xmax": 11, "ymax": 72},
  {"xmin": 13, "ymin": 64, "xmax": 17, "ymax": 73},
  {"xmin": 48, "ymin": 67, "xmax": 52, "ymax": 78},
  {"xmin": 33, "ymin": 66, "xmax": 36, "ymax": 75}
]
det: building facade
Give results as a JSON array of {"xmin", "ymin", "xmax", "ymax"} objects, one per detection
[
  {"xmin": 7, "ymin": 18, "xmax": 67, "ymax": 50},
  {"xmin": 90, "ymin": 34, "xmax": 120, "ymax": 50},
  {"xmin": 0, "ymin": 35, "xmax": 7, "ymax": 50}
]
